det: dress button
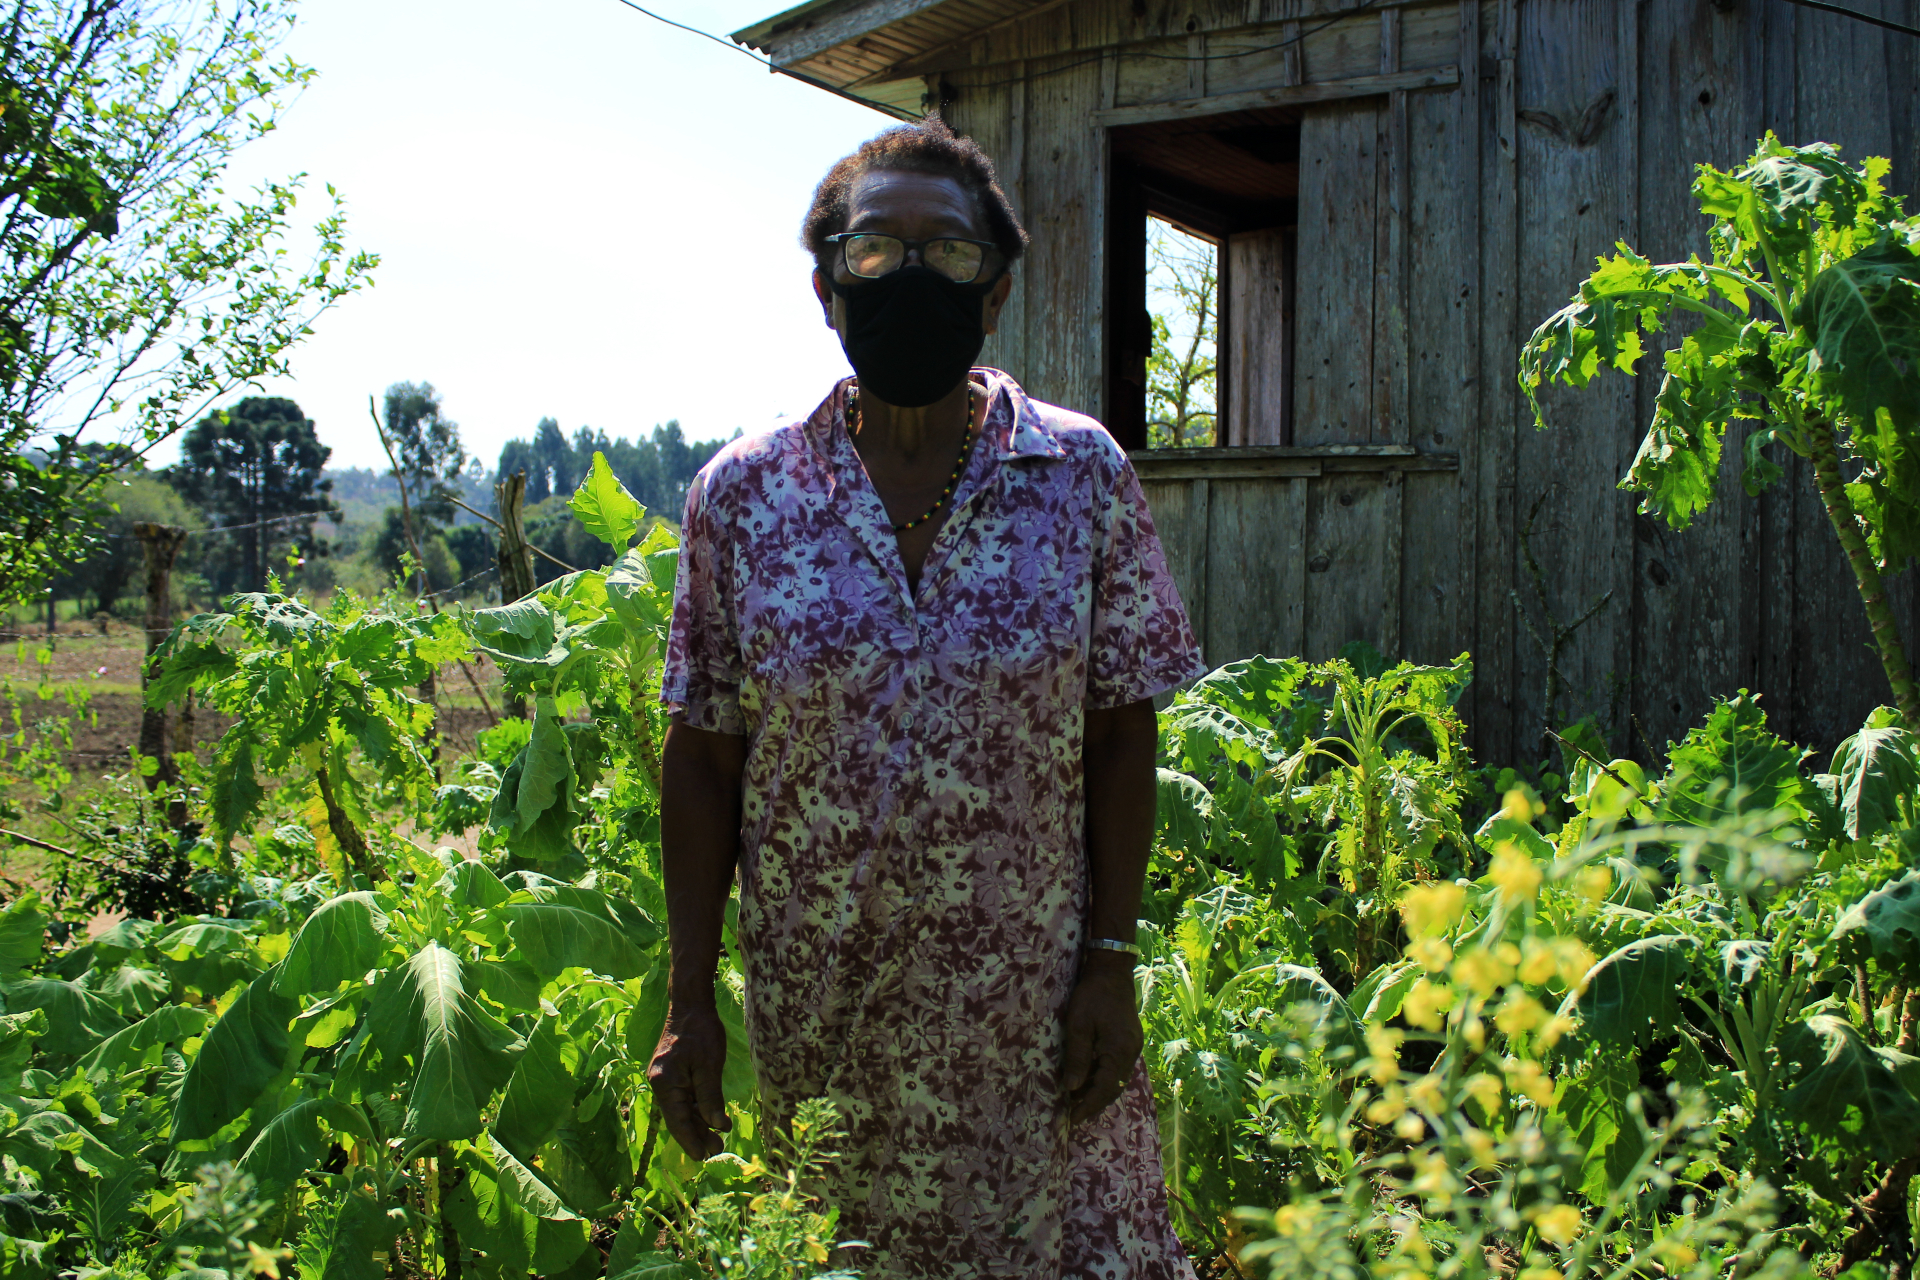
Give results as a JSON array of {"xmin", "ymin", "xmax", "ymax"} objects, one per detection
[
  {"xmin": 901, "ymin": 712, "xmax": 914, "ymax": 728},
  {"xmin": 895, "ymin": 816, "xmax": 912, "ymax": 834}
]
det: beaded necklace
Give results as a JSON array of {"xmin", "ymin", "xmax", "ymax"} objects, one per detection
[{"xmin": 849, "ymin": 382, "xmax": 981, "ymax": 533}]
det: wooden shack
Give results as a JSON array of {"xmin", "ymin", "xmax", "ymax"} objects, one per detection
[{"xmin": 733, "ymin": 0, "xmax": 1920, "ymax": 763}]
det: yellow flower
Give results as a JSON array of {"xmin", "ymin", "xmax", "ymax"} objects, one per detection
[
  {"xmin": 1490, "ymin": 843, "xmax": 1544, "ymax": 905},
  {"xmin": 1574, "ymin": 863, "xmax": 1612, "ymax": 902},
  {"xmin": 1409, "ymin": 936, "xmax": 1453, "ymax": 972},
  {"xmin": 1534, "ymin": 1204, "xmax": 1583, "ymax": 1245},
  {"xmin": 1518, "ymin": 939, "xmax": 1558, "ymax": 985},
  {"xmin": 1367, "ymin": 1085, "xmax": 1407, "ymax": 1124},
  {"xmin": 1503, "ymin": 788, "xmax": 1542, "ymax": 823},
  {"xmin": 1453, "ymin": 946, "xmax": 1515, "ymax": 996},
  {"xmin": 247, "ymin": 1243, "xmax": 288, "ymax": 1280},
  {"xmin": 1409, "ymin": 1150, "xmax": 1456, "ymax": 1197},
  {"xmin": 1462, "ymin": 1072, "xmax": 1504, "ymax": 1117},
  {"xmin": 1402, "ymin": 979, "xmax": 1455, "ymax": 1031},
  {"xmin": 1408, "ymin": 1072, "xmax": 1445, "ymax": 1114},
  {"xmin": 1519, "ymin": 1269, "xmax": 1564, "ymax": 1280},
  {"xmin": 1401, "ymin": 882, "xmax": 1468, "ymax": 937},
  {"xmin": 1505, "ymin": 1058, "xmax": 1555, "ymax": 1106},
  {"xmin": 1495, "ymin": 992, "xmax": 1548, "ymax": 1035},
  {"xmin": 1553, "ymin": 937, "xmax": 1598, "ymax": 988},
  {"xmin": 1394, "ymin": 1111, "xmax": 1427, "ymax": 1141},
  {"xmin": 1656, "ymin": 1241, "xmax": 1699, "ymax": 1266},
  {"xmin": 1538, "ymin": 1014, "xmax": 1576, "ymax": 1048},
  {"xmin": 1463, "ymin": 1016, "xmax": 1487, "ymax": 1052},
  {"xmin": 1461, "ymin": 1125, "xmax": 1496, "ymax": 1166},
  {"xmin": 1367, "ymin": 1027, "xmax": 1405, "ymax": 1082}
]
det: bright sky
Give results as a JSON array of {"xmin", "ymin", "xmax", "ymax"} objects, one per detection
[{"xmin": 179, "ymin": 0, "xmax": 895, "ymax": 473}]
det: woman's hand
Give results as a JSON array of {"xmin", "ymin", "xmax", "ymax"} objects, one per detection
[
  {"xmin": 648, "ymin": 1001, "xmax": 731, "ymax": 1159},
  {"xmin": 1060, "ymin": 950, "xmax": 1144, "ymax": 1124}
]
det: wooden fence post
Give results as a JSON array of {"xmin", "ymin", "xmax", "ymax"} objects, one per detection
[
  {"xmin": 133, "ymin": 522, "xmax": 188, "ymax": 796},
  {"xmin": 494, "ymin": 472, "xmax": 536, "ymax": 721}
]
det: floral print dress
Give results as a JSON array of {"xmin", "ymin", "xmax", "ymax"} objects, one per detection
[{"xmin": 662, "ymin": 368, "xmax": 1207, "ymax": 1279}]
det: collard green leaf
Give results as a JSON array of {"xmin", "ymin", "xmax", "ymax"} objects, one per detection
[
  {"xmin": 1555, "ymin": 1052, "xmax": 1649, "ymax": 1200},
  {"xmin": 437, "ymin": 859, "xmax": 511, "ymax": 909},
  {"xmin": 1778, "ymin": 1014, "xmax": 1920, "ymax": 1163},
  {"xmin": 609, "ymin": 1253, "xmax": 698, "ymax": 1280},
  {"xmin": 67, "ymin": 1157, "xmax": 154, "ymax": 1250},
  {"xmin": 0, "ymin": 1230, "xmax": 57, "ymax": 1280},
  {"xmin": 173, "ymin": 968, "xmax": 299, "ymax": 1141},
  {"xmin": 1828, "ymin": 708, "xmax": 1920, "ymax": 839},
  {"xmin": 489, "ymin": 1134, "xmax": 580, "ymax": 1221},
  {"xmin": 1156, "ymin": 769, "xmax": 1212, "ymax": 859},
  {"xmin": 1833, "ymin": 869, "xmax": 1920, "ymax": 979},
  {"xmin": 568, "ymin": 451, "xmax": 645, "ymax": 551},
  {"xmin": 0, "ymin": 892, "xmax": 44, "ymax": 983},
  {"xmin": 1569, "ymin": 935, "xmax": 1695, "ymax": 1047},
  {"xmin": 1805, "ymin": 236, "xmax": 1920, "ymax": 432},
  {"xmin": 294, "ymin": 1178, "xmax": 405, "ymax": 1280},
  {"xmin": 1657, "ymin": 692, "xmax": 1810, "ymax": 828},
  {"xmin": 1266, "ymin": 964, "xmax": 1364, "ymax": 1056},
  {"xmin": 365, "ymin": 942, "xmax": 522, "ymax": 1141},
  {"xmin": 1, "ymin": 978, "xmax": 127, "ymax": 1055},
  {"xmin": 540, "ymin": 1090, "xmax": 633, "ymax": 1217},
  {"xmin": 275, "ymin": 892, "xmax": 392, "ymax": 997}
]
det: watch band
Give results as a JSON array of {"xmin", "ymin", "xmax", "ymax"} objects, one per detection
[{"xmin": 1085, "ymin": 937, "xmax": 1141, "ymax": 957}]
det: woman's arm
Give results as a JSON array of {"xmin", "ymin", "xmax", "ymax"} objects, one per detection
[
  {"xmin": 647, "ymin": 717, "xmax": 749, "ymax": 1159},
  {"xmin": 1061, "ymin": 696, "xmax": 1158, "ymax": 1123}
]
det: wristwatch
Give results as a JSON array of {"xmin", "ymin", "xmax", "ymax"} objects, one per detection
[{"xmin": 1084, "ymin": 937, "xmax": 1141, "ymax": 958}]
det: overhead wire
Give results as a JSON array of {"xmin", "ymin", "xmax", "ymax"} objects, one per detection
[
  {"xmin": 607, "ymin": 0, "xmax": 1386, "ymax": 113},
  {"xmin": 1778, "ymin": 0, "xmax": 1920, "ymax": 37}
]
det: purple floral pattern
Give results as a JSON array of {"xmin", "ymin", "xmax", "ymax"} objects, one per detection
[{"xmin": 663, "ymin": 369, "xmax": 1206, "ymax": 1279}]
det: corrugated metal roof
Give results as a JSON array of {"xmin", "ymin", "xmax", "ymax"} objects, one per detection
[{"xmin": 732, "ymin": 0, "xmax": 1059, "ymax": 114}]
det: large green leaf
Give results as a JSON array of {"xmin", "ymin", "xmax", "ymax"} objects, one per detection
[
  {"xmin": 1657, "ymin": 692, "xmax": 1810, "ymax": 828},
  {"xmin": 489, "ymin": 1134, "xmax": 580, "ymax": 1221},
  {"xmin": 568, "ymin": 450, "xmax": 645, "ymax": 550},
  {"xmin": 208, "ymin": 732, "xmax": 265, "ymax": 845},
  {"xmin": 0, "ymin": 892, "xmax": 45, "ymax": 983},
  {"xmin": 1833, "ymin": 870, "xmax": 1920, "ymax": 979},
  {"xmin": 540, "ymin": 1088, "xmax": 633, "ymax": 1217},
  {"xmin": 237, "ymin": 1097, "xmax": 369, "ymax": 1189},
  {"xmin": 1569, "ymin": 935, "xmax": 1695, "ymax": 1048},
  {"xmin": 365, "ymin": 943, "xmax": 522, "ymax": 1140},
  {"xmin": 518, "ymin": 698, "xmax": 575, "ymax": 832},
  {"xmin": 1156, "ymin": 769, "xmax": 1212, "ymax": 859},
  {"xmin": 1828, "ymin": 708, "xmax": 1920, "ymax": 839},
  {"xmin": 1778, "ymin": 1015, "xmax": 1920, "ymax": 1163},
  {"xmin": 275, "ymin": 892, "xmax": 392, "ymax": 997},
  {"xmin": 493, "ymin": 1016, "xmax": 579, "ymax": 1160},
  {"xmin": 293, "ymin": 1178, "xmax": 405, "ymax": 1280},
  {"xmin": 501, "ymin": 884, "xmax": 660, "ymax": 981},
  {"xmin": 1555, "ymin": 1052, "xmax": 1648, "ymax": 1199},
  {"xmin": 1805, "ymin": 236, "xmax": 1920, "ymax": 432},
  {"xmin": 1266, "ymin": 964, "xmax": 1364, "ymax": 1057},
  {"xmin": 76, "ymin": 1003, "xmax": 210, "ymax": 1077},
  {"xmin": 67, "ymin": 1158, "xmax": 154, "ymax": 1249},
  {"xmin": 78, "ymin": 963, "xmax": 170, "ymax": 1017},
  {"xmin": 173, "ymin": 968, "xmax": 300, "ymax": 1141},
  {"xmin": 0, "ymin": 978, "xmax": 127, "ymax": 1056}
]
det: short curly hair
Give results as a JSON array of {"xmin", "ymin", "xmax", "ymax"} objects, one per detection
[{"xmin": 801, "ymin": 115, "xmax": 1029, "ymax": 268}]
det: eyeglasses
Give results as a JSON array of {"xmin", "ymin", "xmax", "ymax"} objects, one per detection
[{"xmin": 825, "ymin": 232, "xmax": 998, "ymax": 284}]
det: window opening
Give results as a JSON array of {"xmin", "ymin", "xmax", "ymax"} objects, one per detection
[
  {"xmin": 1106, "ymin": 108, "xmax": 1300, "ymax": 450},
  {"xmin": 1145, "ymin": 218, "xmax": 1218, "ymax": 449}
]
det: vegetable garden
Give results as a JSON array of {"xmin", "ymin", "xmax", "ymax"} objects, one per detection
[{"xmin": 5, "ymin": 137, "xmax": 1920, "ymax": 1280}]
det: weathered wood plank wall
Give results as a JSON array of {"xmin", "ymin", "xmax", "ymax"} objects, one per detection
[{"xmin": 945, "ymin": 0, "xmax": 1920, "ymax": 760}]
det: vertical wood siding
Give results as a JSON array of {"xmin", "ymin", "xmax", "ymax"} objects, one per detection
[{"xmin": 939, "ymin": 0, "xmax": 1920, "ymax": 759}]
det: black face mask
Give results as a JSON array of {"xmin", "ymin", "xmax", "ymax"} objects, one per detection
[{"xmin": 828, "ymin": 265, "xmax": 995, "ymax": 409}]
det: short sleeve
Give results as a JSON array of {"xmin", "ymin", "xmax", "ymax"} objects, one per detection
[
  {"xmin": 660, "ymin": 470, "xmax": 748, "ymax": 734},
  {"xmin": 1086, "ymin": 457, "xmax": 1208, "ymax": 709}
]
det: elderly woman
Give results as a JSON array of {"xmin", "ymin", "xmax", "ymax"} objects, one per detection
[{"xmin": 649, "ymin": 118, "xmax": 1205, "ymax": 1279}]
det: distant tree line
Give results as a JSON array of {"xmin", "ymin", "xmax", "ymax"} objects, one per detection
[{"xmin": 33, "ymin": 387, "xmax": 732, "ymax": 624}]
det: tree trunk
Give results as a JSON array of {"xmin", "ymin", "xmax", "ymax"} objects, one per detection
[
  {"xmin": 314, "ymin": 762, "xmax": 376, "ymax": 882},
  {"xmin": 495, "ymin": 471, "xmax": 536, "ymax": 720},
  {"xmin": 133, "ymin": 523, "xmax": 188, "ymax": 820},
  {"xmin": 1807, "ymin": 420, "xmax": 1920, "ymax": 729},
  {"xmin": 438, "ymin": 1145, "xmax": 463, "ymax": 1280}
]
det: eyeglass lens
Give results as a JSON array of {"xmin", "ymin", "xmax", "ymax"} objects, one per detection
[{"xmin": 843, "ymin": 234, "xmax": 985, "ymax": 283}]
